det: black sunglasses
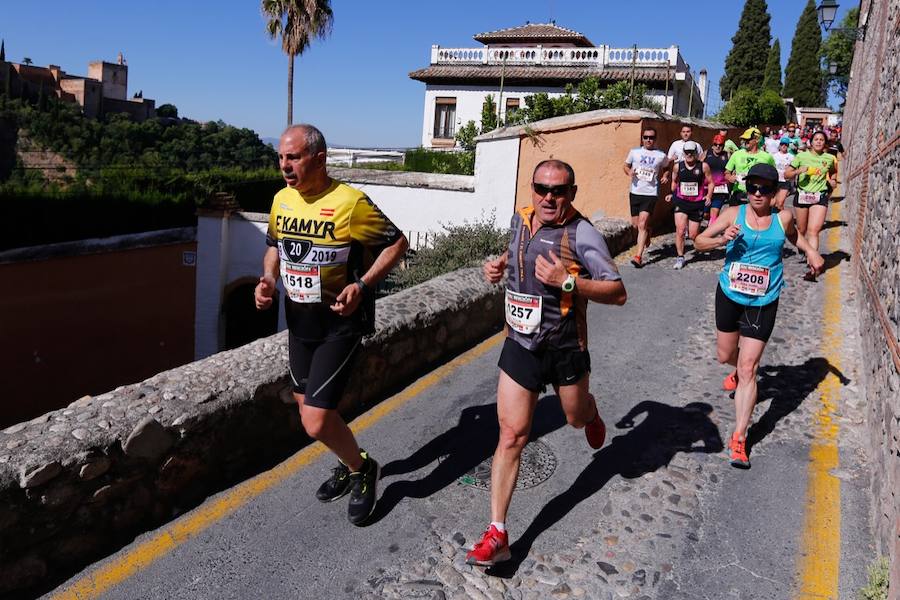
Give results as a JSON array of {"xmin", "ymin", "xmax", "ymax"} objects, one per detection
[
  {"xmin": 746, "ymin": 183, "xmax": 776, "ymax": 195},
  {"xmin": 533, "ymin": 182, "xmax": 572, "ymax": 197},
  {"xmin": 642, "ymin": 135, "xmax": 656, "ymax": 140}
]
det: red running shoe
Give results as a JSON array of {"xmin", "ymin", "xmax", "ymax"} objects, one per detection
[
  {"xmin": 630, "ymin": 255, "xmax": 643, "ymax": 268},
  {"xmin": 585, "ymin": 401, "xmax": 606, "ymax": 449},
  {"xmin": 722, "ymin": 370, "xmax": 738, "ymax": 392},
  {"xmin": 465, "ymin": 525, "xmax": 511, "ymax": 566},
  {"xmin": 729, "ymin": 434, "xmax": 750, "ymax": 469}
]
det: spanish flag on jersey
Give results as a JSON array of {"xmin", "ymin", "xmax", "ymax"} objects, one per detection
[{"xmin": 266, "ymin": 180, "xmax": 401, "ymax": 340}]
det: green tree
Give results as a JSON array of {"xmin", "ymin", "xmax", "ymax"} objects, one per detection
[
  {"xmin": 157, "ymin": 103, "xmax": 179, "ymax": 118},
  {"xmin": 820, "ymin": 6, "xmax": 858, "ymax": 108},
  {"xmin": 716, "ymin": 88, "xmax": 760, "ymax": 127},
  {"xmin": 720, "ymin": 0, "xmax": 773, "ymax": 100},
  {"xmin": 262, "ymin": 0, "xmax": 333, "ymax": 126},
  {"xmin": 756, "ymin": 89, "xmax": 786, "ymax": 124},
  {"xmin": 481, "ymin": 94, "xmax": 497, "ymax": 132},
  {"xmin": 455, "ymin": 120, "xmax": 479, "ymax": 151},
  {"xmin": 783, "ymin": 0, "xmax": 824, "ymax": 107},
  {"xmin": 762, "ymin": 39, "xmax": 782, "ymax": 91}
]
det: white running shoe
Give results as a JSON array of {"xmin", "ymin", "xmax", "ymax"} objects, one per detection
[{"xmin": 673, "ymin": 256, "xmax": 685, "ymax": 270}]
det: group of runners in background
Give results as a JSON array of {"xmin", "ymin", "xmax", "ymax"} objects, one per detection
[{"xmin": 624, "ymin": 122, "xmax": 840, "ymax": 281}]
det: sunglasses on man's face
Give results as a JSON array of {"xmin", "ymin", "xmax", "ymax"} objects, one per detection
[
  {"xmin": 746, "ymin": 183, "xmax": 776, "ymax": 196},
  {"xmin": 642, "ymin": 135, "xmax": 656, "ymax": 140},
  {"xmin": 533, "ymin": 183, "xmax": 571, "ymax": 197}
]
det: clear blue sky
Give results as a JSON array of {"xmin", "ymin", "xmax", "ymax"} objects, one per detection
[{"xmin": 3, "ymin": 1, "xmax": 853, "ymax": 148}]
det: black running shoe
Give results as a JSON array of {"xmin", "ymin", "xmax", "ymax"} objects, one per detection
[
  {"xmin": 315, "ymin": 461, "xmax": 352, "ymax": 503},
  {"xmin": 347, "ymin": 455, "xmax": 380, "ymax": 525}
]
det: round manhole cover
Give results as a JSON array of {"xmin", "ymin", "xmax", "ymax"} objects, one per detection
[{"xmin": 445, "ymin": 440, "xmax": 557, "ymax": 491}]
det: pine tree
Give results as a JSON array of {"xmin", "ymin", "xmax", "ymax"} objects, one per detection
[
  {"xmin": 762, "ymin": 39, "xmax": 782, "ymax": 92},
  {"xmin": 720, "ymin": 0, "xmax": 773, "ymax": 100},
  {"xmin": 783, "ymin": 0, "xmax": 824, "ymax": 106},
  {"xmin": 0, "ymin": 40, "xmax": 6, "ymax": 62}
]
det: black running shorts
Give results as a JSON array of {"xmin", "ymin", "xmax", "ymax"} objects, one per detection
[
  {"xmin": 673, "ymin": 198, "xmax": 705, "ymax": 223},
  {"xmin": 715, "ymin": 284, "xmax": 779, "ymax": 343},
  {"xmin": 498, "ymin": 337, "xmax": 591, "ymax": 393},
  {"xmin": 710, "ymin": 194, "xmax": 729, "ymax": 210},
  {"xmin": 629, "ymin": 193, "xmax": 658, "ymax": 217},
  {"xmin": 288, "ymin": 334, "xmax": 361, "ymax": 409},
  {"xmin": 793, "ymin": 190, "xmax": 830, "ymax": 208}
]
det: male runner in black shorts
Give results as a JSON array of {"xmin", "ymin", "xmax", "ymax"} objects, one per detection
[{"xmin": 255, "ymin": 124, "xmax": 408, "ymax": 524}]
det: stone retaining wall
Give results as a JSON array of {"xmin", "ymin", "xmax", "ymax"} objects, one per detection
[
  {"xmin": 0, "ymin": 219, "xmax": 634, "ymax": 596},
  {"xmin": 841, "ymin": 0, "xmax": 900, "ymax": 588}
]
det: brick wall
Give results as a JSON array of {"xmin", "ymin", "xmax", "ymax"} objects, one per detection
[{"xmin": 841, "ymin": 0, "xmax": 900, "ymax": 588}]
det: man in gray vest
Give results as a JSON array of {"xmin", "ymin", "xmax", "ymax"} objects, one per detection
[{"xmin": 465, "ymin": 159, "xmax": 628, "ymax": 566}]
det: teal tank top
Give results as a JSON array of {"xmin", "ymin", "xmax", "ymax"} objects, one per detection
[{"xmin": 719, "ymin": 204, "xmax": 785, "ymax": 306}]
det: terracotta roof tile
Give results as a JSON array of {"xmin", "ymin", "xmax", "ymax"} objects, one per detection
[
  {"xmin": 408, "ymin": 65, "xmax": 673, "ymax": 85},
  {"xmin": 473, "ymin": 23, "xmax": 593, "ymax": 47}
]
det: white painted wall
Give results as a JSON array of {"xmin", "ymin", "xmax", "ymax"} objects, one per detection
[
  {"xmin": 473, "ymin": 136, "xmax": 521, "ymax": 228},
  {"xmin": 353, "ymin": 183, "xmax": 489, "ymax": 231},
  {"xmin": 422, "ymin": 84, "xmax": 568, "ymax": 148}
]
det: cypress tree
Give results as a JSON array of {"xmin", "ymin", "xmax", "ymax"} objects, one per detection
[
  {"xmin": 783, "ymin": 0, "xmax": 824, "ymax": 106},
  {"xmin": 720, "ymin": 0, "xmax": 773, "ymax": 100},
  {"xmin": 762, "ymin": 39, "xmax": 783, "ymax": 92}
]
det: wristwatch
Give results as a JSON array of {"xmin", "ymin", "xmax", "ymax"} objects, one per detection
[{"xmin": 561, "ymin": 274, "xmax": 576, "ymax": 293}]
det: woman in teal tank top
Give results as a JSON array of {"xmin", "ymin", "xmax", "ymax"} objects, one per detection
[{"xmin": 696, "ymin": 163, "xmax": 824, "ymax": 469}]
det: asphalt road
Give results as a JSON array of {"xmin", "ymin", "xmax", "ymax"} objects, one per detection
[{"xmin": 46, "ymin": 223, "xmax": 873, "ymax": 600}]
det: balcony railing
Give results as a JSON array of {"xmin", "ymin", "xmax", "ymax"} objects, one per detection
[{"xmin": 430, "ymin": 45, "xmax": 680, "ymax": 69}]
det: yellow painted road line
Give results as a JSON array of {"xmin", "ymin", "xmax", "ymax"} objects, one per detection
[
  {"xmin": 51, "ymin": 333, "xmax": 505, "ymax": 600},
  {"xmin": 796, "ymin": 202, "xmax": 843, "ymax": 599}
]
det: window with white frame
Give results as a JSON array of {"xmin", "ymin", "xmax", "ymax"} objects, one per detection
[{"xmin": 433, "ymin": 97, "xmax": 456, "ymax": 138}]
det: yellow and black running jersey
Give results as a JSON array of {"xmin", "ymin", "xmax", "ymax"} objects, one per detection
[{"xmin": 266, "ymin": 179, "xmax": 401, "ymax": 340}]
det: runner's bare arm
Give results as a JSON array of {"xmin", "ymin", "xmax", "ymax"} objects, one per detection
[
  {"xmin": 623, "ymin": 163, "xmax": 633, "ymax": 177},
  {"xmin": 784, "ymin": 164, "xmax": 800, "ymax": 179},
  {"xmin": 332, "ymin": 234, "xmax": 409, "ymax": 316},
  {"xmin": 535, "ymin": 251, "xmax": 626, "ymax": 306},
  {"xmin": 255, "ymin": 246, "xmax": 280, "ymax": 310},
  {"xmin": 703, "ymin": 164, "xmax": 714, "ymax": 204},
  {"xmin": 483, "ymin": 253, "xmax": 508, "ymax": 284},
  {"xmin": 725, "ymin": 169, "xmax": 737, "ymax": 184},
  {"xmin": 660, "ymin": 158, "xmax": 671, "ymax": 184},
  {"xmin": 781, "ymin": 213, "xmax": 825, "ymax": 273},
  {"xmin": 694, "ymin": 206, "xmax": 741, "ymax": 251}
]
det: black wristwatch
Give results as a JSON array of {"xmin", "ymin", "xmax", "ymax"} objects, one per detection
[{"xmin": 356, "ymin": 277, "xmax": 369, "ymax": 293}]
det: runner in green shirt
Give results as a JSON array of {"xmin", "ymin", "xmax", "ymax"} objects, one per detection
[
  {"xmin": 724, "ymin": 127, "xmax": 776, "ymax": 205},
  {"xmin": 784, "ymin": 131, "xmax": 838, "ymax": 282}
]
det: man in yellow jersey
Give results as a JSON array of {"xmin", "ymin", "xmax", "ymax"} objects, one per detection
[{"xmin": 255, "ymin": 124, "xmax": 408, "ymax": 525}]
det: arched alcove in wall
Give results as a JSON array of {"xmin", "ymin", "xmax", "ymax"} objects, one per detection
[{"xmin": 223, "ymin": 277, "xmax": 279, "ymax": 351}]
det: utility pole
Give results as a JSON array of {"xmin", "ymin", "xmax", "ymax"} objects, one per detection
[
  {"xmin": 498, "ymin": 53, "xmax": 507, "ymax": 126},
  {"xmin": 664, "ymin": 62, "xmax": 670, "ymax": 114},
  {"xmin": 688, "ymin": 72, "xmax": 694, "ymax": 118},
  {"xmin": 629, "ymin": 44, "xmax": 637, "ymax": 108}
]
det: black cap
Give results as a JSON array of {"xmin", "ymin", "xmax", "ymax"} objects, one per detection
[{"xmin": 746, "ymin": 163, "xmax": 779, "ymax": 183}]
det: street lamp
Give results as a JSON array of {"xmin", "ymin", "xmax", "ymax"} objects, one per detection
[
  {"xmin": 816, "ymin": 0, "xmax": 868, "ymax": 41},
  {"xmin": 817, "ymin": 0, "xmax": 838, "ymax": 30},
  {"xmin": 828, "ymin": 61, "xmax": 839, "ymax": 75}
]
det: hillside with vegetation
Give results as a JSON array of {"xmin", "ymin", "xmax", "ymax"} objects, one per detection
[{"xmin": 0, "ymin": 95, "xmax": 280, "ymax": 250}]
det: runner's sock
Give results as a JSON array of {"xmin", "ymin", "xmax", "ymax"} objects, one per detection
[{"xmin": 490, "ymin": 521, "xmax": 506, "ymax": 532}]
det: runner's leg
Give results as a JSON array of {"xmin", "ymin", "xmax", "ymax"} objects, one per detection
[
  {"xmin": 491, "ymin": 371, "xmax": 538, "ymax": 523},
  {"xmin": 716, "ymin": 329, "xmax": 739, "ymax": 367},
  {"xmin": 554, "ymin": 374, "xmax": 594, "ymax": 428},
  {"xmin": 794, "ymin": 206, "xmax": 809, "ymax": 240},
  {"xmin": 733, "ymin": 336, "xmax": 766, "ymax": 439},
  {"xmin": 674, "ymin": 212, "xmax": 688, "ymax": 256},
  {"xmin": 297, "ymin": 398, "xmax": 365, "ymax": 471},
  {"xmin": 805, "ymin": 204, "xmax": 828, "ymax": 252},
  {"xmin": 636, "ymin": 210, "xmax": 651, "ymax": 258}
]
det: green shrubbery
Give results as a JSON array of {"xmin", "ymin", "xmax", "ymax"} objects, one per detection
[
  {"xmin": 859, "ymin": 557, "xmax": 889, "ymax": 600},
  {"xmin": 383, "ymin": 214, "xmax": 507, "ymax": 293}
]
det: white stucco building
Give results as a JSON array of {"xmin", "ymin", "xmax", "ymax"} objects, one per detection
[{"xmin": 409, "ymin": 22, "xmax": 707, "ymax": 148}]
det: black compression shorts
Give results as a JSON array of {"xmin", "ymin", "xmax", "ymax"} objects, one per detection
[
  {"xmin": 793, "ymin": 190, "xmax": 830, "ymax": 208},
  {"xmin": 629, "ymin": 193, "xmax": 658, "ymax": 217},
  {"xmin": 715, "ymin": 284, "xmax": 779, "ymax": 343},
  {"xmin": 288, "ymin": 334, "xmax": 361, "ymax": 409},
  {"xmin": 498, "ymin": 337, "xmax": 591, "ymax": 393},
  {"xmin": 673, "ymin": 198, "xmax": 705, "ymax": 223}
]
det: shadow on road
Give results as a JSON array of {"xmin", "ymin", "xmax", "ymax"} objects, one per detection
[
  {"xmin": 821, "ymin": 249, "xmax": 851, "ymax": 274},
  {"xmin": 746, "ymin": 357, "xmax": 850, "ymax": 452},
  {"xmin": 487, "ymin": 401, "xmax": 723, "ymax": 578},
  {"xmin": 365, "ymin": 397, "xmax": 567, "ymax": 525},
  {"xmin": 822, "ymin": 219, "xmax": 847, "ymax": 231}
]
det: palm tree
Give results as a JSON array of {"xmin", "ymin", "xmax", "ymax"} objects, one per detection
[{"xmin": 262, "ymin": 0, "xmax": 333, "ymax": 126}]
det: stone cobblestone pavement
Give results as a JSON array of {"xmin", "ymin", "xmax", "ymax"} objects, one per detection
[{"xmin": 351, "ymin": 221, "xmax": 870, "ymax": 600}]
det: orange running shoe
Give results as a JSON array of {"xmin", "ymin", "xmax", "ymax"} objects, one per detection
[
  {"xmin": 585, "ymin": 404, "xmax": 606, "ymax": 450},
  {"xmin": 465, "ymin": 525, "xmax": 511, "ymax": 566},
  {"xmin": 729, "ymin": 435, "xmax": 750, "ymax": 469},
  {"xmin": 722, "ymin": 370, "xmax": 738, "ymax": 391}
]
